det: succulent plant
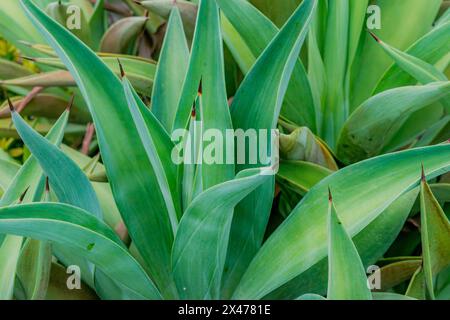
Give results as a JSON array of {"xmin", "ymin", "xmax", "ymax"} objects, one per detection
[{"xmin": 0, "ymin": 0, "xmax": 449, "ymax": 300}]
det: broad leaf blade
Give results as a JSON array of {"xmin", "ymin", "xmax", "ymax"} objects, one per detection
[
  {"xmin": 420, "ymin": 172, "xmax": 450, "ymax": 299},
  {"xmin": 234, "ymin": 144, "xmax": 450, "ymax": 299},
  {"xmin": 11, "ymin": 108, "xmax": 102, "ymax": 218},
  {"xmin": 327, "ymin": 195, "xmax": 372, "ymax": 300},
  {"xmin": 350, "ymin": 0, "xmax": 441, "ymax": 111},
  {"xmin": 173, "ymin": 0, "xmax": 234, "ymax": 190},
  {"xmin": 21, "ymin": 0, "xmax": 177, "ymax": 296},
  {"xmin": 337, "ymin": 82, "xmax": 450, "ymax": 164},
  {"xmin": 218, "ymin": 0, "xmax": 316, "ymax": 130},
  {"xmin": 172, "ymin": 168, "xmax": 270, "ymax": 299},
  {"xmin": 151, "ymin": 7, "xmax": 189, "ymax": 133},
  {"xmin": 0, "ymin": 203, "xmax": 161, "ymax": 300},
  {"xmin": 374, "ymin": 21, "xmax": 450, "ymax": 94}
]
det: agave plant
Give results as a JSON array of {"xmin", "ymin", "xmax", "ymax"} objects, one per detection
[{"xmin": 0, "ymin": 0, "xmax": 449, "ymax": 300}]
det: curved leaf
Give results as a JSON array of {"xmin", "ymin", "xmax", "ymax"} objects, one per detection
[
  {"xmin": 151, "ymin": 7, "xmax": 189, "ymax": 133},
  {"xmin": 172, "ymin": 168, "xmax": 270, "ymax": 299},
  {"xmin": 374, "ymin": 21, "xmax": 450, "ymax": 94},
  {"xmin": 100, "ymin": 16, "xmax": 148, "ymax": 54},
  {"xmin": 11, "ymin": 107, "xmax": 102, "ymax": 218},
  {"xmin": 337, "ymin": 82, "xmax": 450, "ymax": 164},
  {"xmin": 217, "ymin": 0, "xmax": 316, "ymax": 130},
  {"xmin": 234, "ymin": 144, "xmax": 450, "ymax": 299},
  {"xmin": 327, "ymin": 193, "xmax": 372, "ymax": 300},
  {"xmin": 350, "ymin": 0, "xmax": 442, "ymax": 111},
  {"xmin": 21, "ymin": 0, "xmax": 177, "ymax": 297},
  {"xmin": 173, "ymin": 0, "xmax": 234, "ymax": 190},
  {"xmin": 420, "ymin": 171, "xmax": 450, "ymax": 299},
  {"xmin": 277, "ymin": 161, "xmax": 332, "ymax": 194},
  {"xmin": 0, "ymin": 203, "xmax": 161, "ymax": 299},
  {"xmin": 222, "ymin": 0, "xmax": 317, "ymax": 298}
]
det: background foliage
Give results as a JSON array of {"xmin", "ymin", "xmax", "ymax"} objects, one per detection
[{"xmin": 0, "ymin": 0, "xmax": 449, "ymax": 300}]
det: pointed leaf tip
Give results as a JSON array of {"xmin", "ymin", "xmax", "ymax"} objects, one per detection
[
  {"xmin": 7, "ymin": 97, "xmax": 15, "ymax": 113},
  {"xmin": 21, "ymin": 56, "xmax": 36, "ymax": 62},
  {"xmin": 368, "ymin": 30, "xmax": 381, "ymax": 43},
  {"xmin": 421, "ymin": 164, "xmax": 426, "ymax": 183},
  {"xmin": 19, "ymin": 187, "xmax": 30, "ymax": 203},
  {"xmin": 117, "ymin": 58, "xmax": 125, "ymax": 78},
  {"xmin": 17, "ymin": 40, "xmax": 32, "ymax": 47},
  {"xmin": 328, "ymin": 187, "xmax": 333, "ymax": 202}
]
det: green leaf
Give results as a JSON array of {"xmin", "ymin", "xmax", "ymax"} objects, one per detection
[
  {"xmin": 372, "ymin": 33, "xmax": 448, "ymax": 84},
  {"xmin": 406, "ymin": 266, "xmax": 426, "ymax": 299},
  {"xmin": 0, "ymin": 236, "xmax": 22, "ymax": 299},
  {"xmin": 429, "ymin": 183, "xmax": 450, "ymax": 204},
  {"xmin": 10, "ymin": 107, "xmax": 117, "ymax": 296},
  {"xmin": 327, "ymin": 192, "xmax": 372, "ymax": 300},
  {"xmin": 420, "ymin": 170, "xmax": 450, "ymax": 299},
  {"xmin": 307, "ymin": 25, "xmax": 326, "ymax": 133},
  {"xmin": 230, "ymin": 0, "xmax": 316, "ymax": 131},
  {"xmin": 296, "ymin": 293, "xmax": 326, "ymax": 300},
  {"xmin": 372, "ymin": 292, "xmax": 416, "ymax": 300},
  {"xmin": 61, "ymin": 145, "xmax": 122, "ymax": 229},
  {"xmin": 121, "ymin": 74, "xmax": 180, "ymax": 231},
  {"xmin": 172, "ymin": 168, "xmax": 270, "ymax": 299},
  {"xmin": 321, "ymin": 0, "xmax": 348, "ymax": 148},
  {"xmin": 217, "ymin": 0, "xmax": 316, "ymax": 130},
  {"xmin": 0, "ymin": 203, "xmax": 161, "ymax": 300},
  {"xmin": 347, "ymin": 0, "xmax": 369, "ymax": 70},
  {"xmin": 45, "ymin": 0, "xmax": 93, "ymax": 48},
  {"xmin": 21, "ymin": 0, "xmax": 177, "ymax": 297},
  {"xmin": 249, "ymin": 0, "xmax": 301, "ymax": 27},
  {"xmin": 0, "ymin": 110, "xmax": 69, "ymax": 300},
  {"xmin": 0, "ymin": 110, "xmax": 68, "ymax": 207},
  {"xmin": 279, "ymin": 127, "xmax": 338, "ymax": 171},
  {"xmin": 88, "ymin": 0, "xmax": 106, "ymax": 49},
  {"xmin": 151, "ymin": 7, "xmax": 189, "ymax": 133},
  {"xmin": 0, "ymin": 94, "xmax": 91, "ymax": 124},
  {"xmin": 234, "ymin": 144, "xmax": 450, "ymax": 299},
  {"xmin": 0, "ymin": 70, "xmax": 76, "ymax": 88},
  {"xmin": 0, "ymin": 160, "xmax": 20, "ymax": 192},
  {"xmin": 138, "ymin": 0, "xmax": 197, "ymax": 42},
  {"xmin": 381, "ymin": 104, "xmax": 445, "ymax": 153},
  {"xmin": 377, "ymin": 259, "xmax": 422, "ymax": 291},
  {"xmin": 337, "ymin": 82, "xmax": 450, "ymax": 164},
  {"xmin": 0, "ymin": 59, "xmax": 33, "ymax": 80}
]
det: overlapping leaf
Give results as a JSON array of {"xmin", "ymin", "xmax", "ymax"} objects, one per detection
[
  {"xmin": 21, "ymin": 0, "xmax": 177, "ymax": 297},
  {"xmin": 234, "ymin": 144, "xmax": 450, "ymax": 299}
]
